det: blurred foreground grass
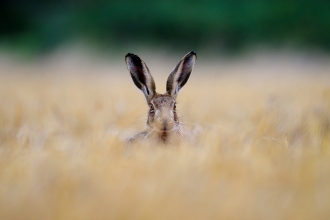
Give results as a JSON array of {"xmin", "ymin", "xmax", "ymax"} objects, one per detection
[{"xmin": 0, "ymin": 52, "xmax": 330, "ymax": 219}]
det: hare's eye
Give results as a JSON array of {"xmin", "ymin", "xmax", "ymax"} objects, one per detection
[
  {"xmin": 150, "ymin": 104, "xmax": 154, "ymax": 112},
  {"xmin": 173, "ymin": 103, "xmax": 177, "ymax": 110}
]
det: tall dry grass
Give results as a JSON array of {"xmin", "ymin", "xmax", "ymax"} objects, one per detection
[{"xmin": 0, "ymin": 51, "xmax": 330, "ymax": 220}]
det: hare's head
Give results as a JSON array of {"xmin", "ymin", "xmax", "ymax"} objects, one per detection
[{"xmin": 125, "ymin": 51, "xmax": 196, "ymax": 142}]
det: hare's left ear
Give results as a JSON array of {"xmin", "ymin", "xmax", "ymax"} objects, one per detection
[{"xmin": 166, "ymin": 51, "xmax": 196, "ymax": 100}]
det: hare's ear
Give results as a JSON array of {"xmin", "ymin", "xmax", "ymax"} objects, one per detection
[
  {"xmin": 125, "ymin": 53, "xmax": 156, "ymax": 104},
  {"xmin": 166, "ymin": 51, "xmax": 196, "ymax": 100}
]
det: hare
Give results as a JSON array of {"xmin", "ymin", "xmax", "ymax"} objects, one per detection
[{"xmin": 125, "ymin": 51, "xmax": 197, "ymax": 144}]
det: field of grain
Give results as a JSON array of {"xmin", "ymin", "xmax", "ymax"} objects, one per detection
[{"xmin": 0, "ymin": 51, "xmax": 330, "ymax": 220}]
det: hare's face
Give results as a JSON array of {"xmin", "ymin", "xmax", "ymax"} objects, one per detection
[
  {"xmin": 148, "ymin": 95, "xmax": 178, "ymax": 133},
  {"xmin": 125, "ymin": 51, "xmax": 196, "ymax": 143}
]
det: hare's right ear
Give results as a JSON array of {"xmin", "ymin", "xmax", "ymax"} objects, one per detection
[
  {"xmin": 166, "ymin": 51, "xmax": 196, "ymax": 100},
  {"xmin": 125, "ymin": 53, "xmax": 156, "ymax": 104}
]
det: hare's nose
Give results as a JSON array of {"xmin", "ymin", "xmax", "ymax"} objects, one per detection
[{"xmin": 157, "ymin": 117, "xmax": 172, "ymax": 124}]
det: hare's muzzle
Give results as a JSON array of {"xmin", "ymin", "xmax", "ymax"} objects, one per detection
[{"xmin": 154, "ymin": 110, "xmax": 175, "ymax": 132}]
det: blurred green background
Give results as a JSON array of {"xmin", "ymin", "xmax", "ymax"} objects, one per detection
[{"xmin": 1, "ymin": 0, "xmax": 330, "ymax": 55}]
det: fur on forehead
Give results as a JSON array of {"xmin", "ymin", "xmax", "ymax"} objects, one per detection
[{"xmin": 150, "ymin": 94, "xmax": 175, "ymax": 107}]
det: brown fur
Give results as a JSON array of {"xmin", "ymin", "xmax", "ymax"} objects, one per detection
[{"xmin": 125, "ymin": 51, "xmax": 196, "ymax": 144}]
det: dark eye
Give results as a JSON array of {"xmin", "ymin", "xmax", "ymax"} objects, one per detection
[
  {"xmin": 173, "ymin": 102, "xmax": 176, "ymax": 111},
  {"xmin": 150, "ymin": 103, "xmax": 154, "ymax": 112}
]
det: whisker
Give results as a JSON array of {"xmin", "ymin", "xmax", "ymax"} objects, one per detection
[
  {"xmin": 144, "ymin": 128, "xmax": 155, "ymax": 138},
  {"xmin": 136, "ymin": 118, "xmax": 147, "ymax": 122},
  {"xmin": 131, "ymin": 121, "xmax": 147, "ymax": 125},
  {"xmin": 178, "ymin": 125, "xmax": 195, "ymax": 133},
  {"xmin": 180, "ymin": 131, "xmax": 193, "ymax": 143},
  {"xmin": 179, "ymin": 122, "xmax": 199, "ymax": 126},
  {"xmin": 172, "ymin": 130, "xmax": 183, "ymax": 143},
  {"xmin": 178, "ymin": 114, "xmax": 195, "ymax": 118},
  {"xmin": 177, "ymin": 126, "xmax": 195, "ymax": 143}
]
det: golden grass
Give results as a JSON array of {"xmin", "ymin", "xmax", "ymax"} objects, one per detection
[{"xmin": 0, "ymin": 52, "xmax": 330, "ymax": 219}]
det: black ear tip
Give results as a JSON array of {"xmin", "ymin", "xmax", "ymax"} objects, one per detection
[
  {"xmin": 125, "ymin": 53, "xmax": 135, "ymax": 59},
  {"xmin": 188, "ymin": 51, "xmax": 197, "ymax": 58}
]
